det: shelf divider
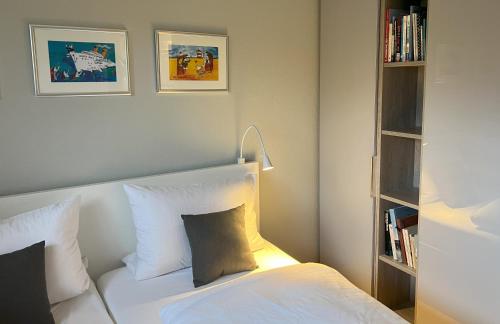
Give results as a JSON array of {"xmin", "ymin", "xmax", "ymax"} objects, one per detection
[
  {"xmin": 380, "ymin": 191, "xmax": 419, "ymax": 210},
  {"xmin": 382, "ymin": 130, "xmax": 422, "ymax": 140},
  {"xmin": 384, "ymin": 61, "xmax": 425, "ymax": 68}
]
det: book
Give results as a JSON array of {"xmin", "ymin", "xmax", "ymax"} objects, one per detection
[
  {"xmin": 423, "ymin": 18, "xmax": 427, "ymax": 60},
  {"xmin": 388, "ymin": 22, "xmax": 393, "ymax": 62},
  {"xmin": 384, "ymin": 210, "xmax": 392, "ymax": 256},
  {"xmin": 416, "ymin": 15, "xmax": 423, "ymax": 60},
  {"xmin": 396, "ymin": 214, "xmax": 418, "ymax": 266},
  {"xmin": 407, "ymin": 14, "xmax": 413, "ymax": 61},
  {"xmin": 388, "ymin": 223, "xmax": 401, "ymax": 261},
  {"xmin": 396, "ymin": 214, "xmax": 418, "ymax": 229},
  {"xmin": 405, "ymin": 225, "xmax": 418, "ymax": 268},
  {"xmin": 406, "ymin": 15, "xmax": 410, "ymax": 61},
  {"xmin": 402, "ymin": 228, "xmax": 410, "ymax": 267},
  {"xmin": 384, "ymin": 9, "xmax": 390, "ymax": 63},
  {"xmin": 398, "ymin": 225, "xmax": 408, "ymax": 264},
  {"xmin": 396, "ymin": 19, "xmax": 401, "ymax": 61},
  {"xmin": 412, "ymin": 13, "xmax": 418, "ymax": 60},
  {"xmin": 401, "ymin": 15, "xmax": 406, "ymax": 61},
  {"xmin": 410, "ymin": 234, "xmax": 417, "ymax": 268},
  {"xmin": 412, "ymin": 233, "xmax": 419, "ymax": 264},
  {"xmin": 410, "ymin": 5, "xmax": 421, "ymax": 61},
  {"xmin": 402, "ymin": 226, "xmax": 414, "ymax": 267}
]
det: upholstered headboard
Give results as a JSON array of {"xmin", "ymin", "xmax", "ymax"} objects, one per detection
[{"xmin": 0, "ymin": 162, "xmax": 259, "ymax": 280}]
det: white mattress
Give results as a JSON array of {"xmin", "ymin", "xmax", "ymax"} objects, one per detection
[
  {"xmin": 97, "ymin": 240, "xmax": 298, "ymax": 324},
  {"xmin": 51, "ymin": 280, "xmax": 114, "ymax": 324}
]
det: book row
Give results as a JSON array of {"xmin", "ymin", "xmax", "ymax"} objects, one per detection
[
  {"xmin": 384, "ymin": 6, "xmax": 427, "ymax": 63},
  {"xmin": 384, "ymin": 206, "xmax": 418, "ymax": 269}
]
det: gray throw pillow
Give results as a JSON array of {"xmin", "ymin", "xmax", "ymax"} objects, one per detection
[
  {"xmin": 182, "ymin": 204, "xmax": 257, "ymax": 287},
  {"xmin": 0, "ymin": 241, "xmax": 54, "ymax": 324}
]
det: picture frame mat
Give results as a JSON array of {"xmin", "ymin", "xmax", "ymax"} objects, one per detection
[{"xmin": 30, "ymin": 25, "xmax": 131, "ymax": 96}]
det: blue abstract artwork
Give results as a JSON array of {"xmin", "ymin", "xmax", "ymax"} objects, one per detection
[{"xmin": 48, "ymin": 41, "xmax": 117, "ymax": 82}]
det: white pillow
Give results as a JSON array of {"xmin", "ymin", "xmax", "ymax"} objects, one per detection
[
  {"xmin": 123, "ymin": 175, "xmax": 265, "ymax": 280},
  {"xmin": 0, "ymin": 197, "xmax": 90, "ymax": 304}
]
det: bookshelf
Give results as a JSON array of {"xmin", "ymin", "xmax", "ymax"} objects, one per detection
[{"xmin": 373, "ymin": 0, "xmax": 427, "ymax": 323}]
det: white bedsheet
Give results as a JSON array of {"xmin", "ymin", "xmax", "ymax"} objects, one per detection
[
  {"xmin": 159, "ymin": 263, "xmax": 407, "ymax": 324},
  {"xmin": 97, "ymin": 240, "xmax": 298, "ymax": 324},
  {"xmin": 51, "ymin": 280, "xmax": 113, "ymax": 324}
]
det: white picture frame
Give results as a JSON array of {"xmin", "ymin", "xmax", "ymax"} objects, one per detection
[
  {"xmin": 29, "ymin": 25, "xmax": 131, "ymax": 97},
  {"xmin": 155, "ymin": 31, "xmax": 228, "ymax": 93}
]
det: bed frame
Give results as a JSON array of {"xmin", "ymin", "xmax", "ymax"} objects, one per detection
[{"xmin": 0, "ymin": 162, "xmax": 260, "ymax": 280}]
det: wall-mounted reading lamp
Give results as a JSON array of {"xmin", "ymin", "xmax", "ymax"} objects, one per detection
[{"xmin": 237, "ymin": 125, "xmax": 274, "ymax": 171}]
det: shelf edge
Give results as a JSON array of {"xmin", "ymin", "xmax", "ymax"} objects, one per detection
[
  {"xmin": 382, "ymin": 130, "xmax": 422, "ymax": 140},
  {"xmin": 379, "ymin": 255, "xmax": 417, "ymax": 277},
  {"xmin": 384, "ymin": 61, "xmax": 426, "ymax": 68},
  {"xmin": 380, "ymin": 194, "xmax": 419, "ymax": 210},
  {"xmin": 395, "ymin": 307, "xmax": 415, "ymax": 323}
]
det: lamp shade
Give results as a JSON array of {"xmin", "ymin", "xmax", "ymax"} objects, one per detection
[{"xmin": 262, "ymin": 153, "xmax": 274, "ymax": 171}]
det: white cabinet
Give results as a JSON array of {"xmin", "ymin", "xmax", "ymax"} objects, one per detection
[{"xmin": 319, "ymin": 0, "xmax": 379, "ymax": 294}]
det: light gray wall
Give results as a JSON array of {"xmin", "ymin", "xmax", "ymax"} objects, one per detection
[
  {"xmin": 0, "ymin": 0, "xmax": 319, "ymax": 262},
  {"xmin": 319, "ymin": 0, "xmax": 379, "ymax": 293},
  {"xmin": 417, "ymin": 0, "xmax": 500, "ymax": 322}
]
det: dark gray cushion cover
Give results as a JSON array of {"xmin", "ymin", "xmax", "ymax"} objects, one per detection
[
  {"xmin": 0, "ymin": 241, "xmax": 54, "ymax": 324},
  {"xmin": 182, "ymin": 204, "xmax": 257, "ymax": 287}
]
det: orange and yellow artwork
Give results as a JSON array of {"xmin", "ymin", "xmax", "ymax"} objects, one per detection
[{"xmin": 168, "ymin": 45, "xmax": 219, "ymax": 81}]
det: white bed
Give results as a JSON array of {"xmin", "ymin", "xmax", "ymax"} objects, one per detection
[
  {"xmin": 98, "ymin": 239, "xmax": 406, "ymax": 324},
  {"xmin": 0, "ymin": 163, "xmax": 406, "ymax": 323},
  {"xmin": 97, "ymin": 240, "xmax": 298, "ymax": 324},
  {"xmin": 51, "ymin": 281, "xmax": 113, "ymax": 324}
]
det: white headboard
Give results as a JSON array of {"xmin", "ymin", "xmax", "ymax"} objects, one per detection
[{"xmin": 0, "ymin": 162, "xmax": 259, "ymax": 280}]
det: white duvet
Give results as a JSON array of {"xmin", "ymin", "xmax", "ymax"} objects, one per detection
[{"xmin": 159, "ymin": 263, "xmax": 407, "ymax": 324}]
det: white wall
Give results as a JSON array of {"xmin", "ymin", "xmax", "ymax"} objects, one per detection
[
  {"xmin": 319, "ymin": 0, "xmax": 379, "ymax": 293},
  {"xmin": 417, "ymin": 0, "xmax": 500, "ymax": 322},
  {"xmin": 0, "ymin": 0, "xmax": 319, "ymax": 262}
]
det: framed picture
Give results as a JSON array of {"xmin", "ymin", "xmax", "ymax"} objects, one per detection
[
  {"xmin": 29, "ymin": 25, "xmax": 131, "ymax": 96},
  {"xmin": 155, "ymin": 31, "xmax": 228, "ymax": 92}
]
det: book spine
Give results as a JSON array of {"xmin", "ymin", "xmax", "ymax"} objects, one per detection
[
  {"xmin": 406, "ymin": 15, "xmax": 411, "ymax": 61},
  {"xmin": 413, "ymin": 13, "xmax": 418, "ymax": 61},
  {"xmin": 414, "ymin": 233, "xmax": 419, "ymax": 259},
  {"xmin": 398, "ymin": 227, "xmax": 408, "ymax": 264},
  {"xmin": 396, "ymin": 19, "xmax": 401, "ymax": 62},
  {"xmin": 388, "ymin": 224, "xmax": 401, "ymax": 261},
  {"xmin": 384, "ymin": 211, "xmax": 392, "ymax": 256},
  {"xmin": 403, "ymin": 229, "xmax": 412, "ymax": 267},
  {"xmin": 389, "ymin": 22, "xmax": 393, "ymax": 62},
  {"xmin": 420, "ymin": 25, "xmax": 424, "ymax": 61},
  {"xmin": 423, "ymin": 18, "xmax": 427, "ymax": 60},
  {"xmin": 417, "ymin": 14, "xmax": 422, "ymax": 61},
  {"xmin": 408, "ymin": 14, "xmax": 413, "ymax": 61},
  {"xmin": 393, "ymin": 18, "xmax": 397, "ymax": 61},
  {"xmin": 384, "ymin": 9, "xmax": 389, "ymax": 63},
  {"xmin": 410, "ymin": 234, "xmax": 417, "ymax": 269},
  {"xmin": 389, "ymin": 209, "xmax": 398, "ymax": 242},
  {"xmin": 401, "ymin": 16, "xmax": 406, "ymax": 62},
  {"xmin": 392, "ymin": 18, "xmax": 396, "ymax": 62}
]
